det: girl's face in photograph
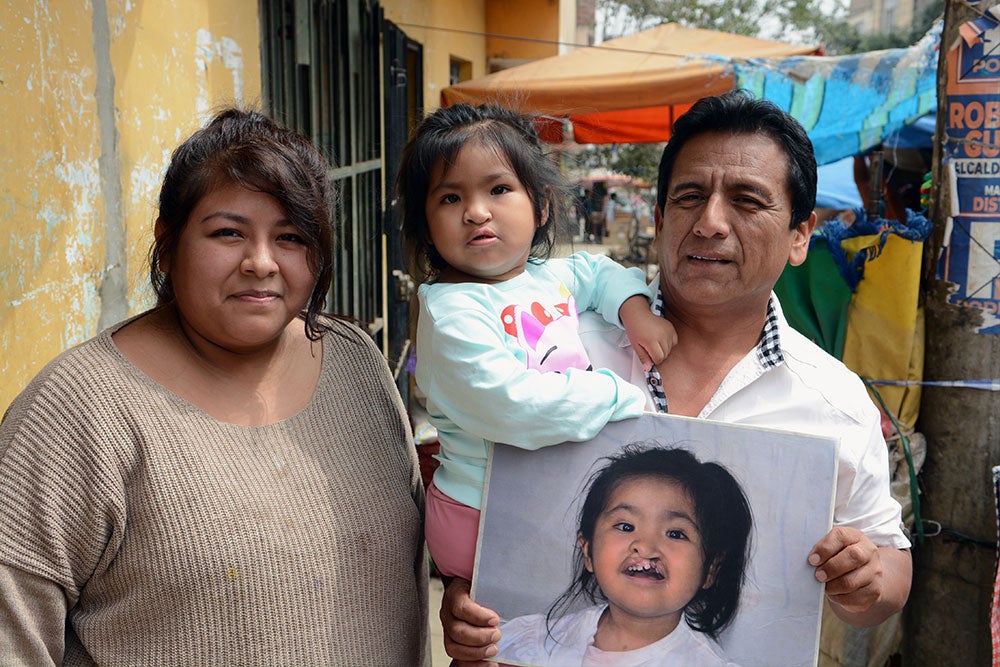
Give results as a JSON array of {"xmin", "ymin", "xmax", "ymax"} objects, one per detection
[
  {"xmin": 165, "ymin": 181, "xmax": 316, "ymax": 353},
  {"xmin": 581, "ymin": 475, "xmax": 713, "ymax": 634},
  {"xmin": 424, "ymin": 140, "xmax": 542, "ymax": 284}
]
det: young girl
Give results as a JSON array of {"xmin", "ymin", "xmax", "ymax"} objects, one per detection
[
  {"xmin": 498, "ymin": 444, "xmax": 753, "ymax": 666},
  {"xmin": 397, "ymin": 103, "xmax": 677, "ymax": 582}
]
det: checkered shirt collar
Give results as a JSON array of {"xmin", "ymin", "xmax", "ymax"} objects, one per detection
[
  {"xmin": 644, "ymin": 285, "xmax": 784, "ymax": 414},
  {"xmin": 757, "ymin": 297, "xmax": 784, "ymax": 368}
]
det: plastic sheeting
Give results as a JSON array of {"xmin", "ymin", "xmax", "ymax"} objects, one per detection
[
  {"xmin": 440, "ymin": 23, "xmax": 820, "ymax": 144},
  {"xmin": 781, "ymin": 209, "xmax": 931, "ymax": 431},
  {"xmin": 735, "ymin": 21, "xmax": 941, "ymax": 165}
]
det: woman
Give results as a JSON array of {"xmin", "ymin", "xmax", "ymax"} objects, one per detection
[{"xmin": 0, "ymin": 108, "xmax": 428, "ymax": 665}]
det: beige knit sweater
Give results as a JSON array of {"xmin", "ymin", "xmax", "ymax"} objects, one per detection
[{"xmin": 0, "ymin": 317, "xmax": 429, "ymax": 666}]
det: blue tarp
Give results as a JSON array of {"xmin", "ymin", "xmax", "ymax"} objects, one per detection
[
  {"xmin": 814, "ymin": 113, "xmax": 934, "ymax": 209},
  {"xmin": 733, "ymin": 21, "xmax": 941, "ymax": 165},
  {"xmin": 817, "ymin": 157, "xmax": 863, "ymax": 209},
  {"xmin": 885, "ymin": 113, "xmax": 936, "ymax": 149}
]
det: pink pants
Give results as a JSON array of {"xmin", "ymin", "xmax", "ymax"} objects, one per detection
[{"xmin": 425, "ymin": 482, "xmax": 481, "ymax": 581}]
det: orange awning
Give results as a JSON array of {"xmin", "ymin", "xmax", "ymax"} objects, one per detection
[{"xmin": 441, "ymin": 23, "xmax": 820, "ymax": 144}]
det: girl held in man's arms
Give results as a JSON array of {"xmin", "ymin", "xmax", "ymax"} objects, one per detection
[{"xmin": 397, "ymin": 103, "xmax": 677, "ymax": 583}]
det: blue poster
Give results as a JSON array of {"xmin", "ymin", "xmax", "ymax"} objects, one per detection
[{"xmin": 939, "ymin": 14, "xmax": 1000, "ymax": 333}]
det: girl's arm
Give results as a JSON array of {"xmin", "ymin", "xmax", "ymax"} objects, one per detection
[
  {"xmin": 417, "ymin": 306, "xmax": 646, "ymax": 449},
  {"xmin": 618, "ymin": 295, "xmax": 677, "ymax": 370},
  {"xmin": 548, "ymin": 252, "xmax": 652, "ymax": 327},
  {"xmin": 554, "ymin": 252, "xmax": 677, "ymax": 370}
]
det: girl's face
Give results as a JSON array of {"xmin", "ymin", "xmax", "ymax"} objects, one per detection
[
  {"xmin": 581, "ymin": 475, "xmax": 713, "ymax": 635},
  {"xmin": 424, "ymin": 140, "xmax": 544, "ymax": 284},
  {"xmin": 164, "ymin": 181, "xmax": 316, "ymax": 353}
]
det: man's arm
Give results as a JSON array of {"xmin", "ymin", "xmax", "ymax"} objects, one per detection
[
  {"xmin": 440, "ymin": 577, "xmax": 501, "ymax": 665},
  {"xmin": 809, "ymin": 526, "xmax": 912, "ymax": 627}
]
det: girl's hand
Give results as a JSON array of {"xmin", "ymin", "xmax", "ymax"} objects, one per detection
[{"xmin": 618, "ymin": 295, "xmax": 678, "ymax": 371}]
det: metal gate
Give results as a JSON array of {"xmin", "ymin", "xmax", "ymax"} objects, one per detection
[
  {"xmin": 258, "ymin": 0, "xmax": 421, "ymax": 394},
  {"xmin": 382, "ymin": 20, "xmax": 423, "ymax": 402}
]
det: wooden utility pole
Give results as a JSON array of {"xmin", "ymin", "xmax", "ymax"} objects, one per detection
[{"xmin": 907, "ymin": 0, "xmax": 1000, "ymax": 663}]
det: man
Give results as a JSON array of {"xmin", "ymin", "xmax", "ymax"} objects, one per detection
[{"xmin": 440, "ymin": 90, "xmax": 911, "ymax": 664}]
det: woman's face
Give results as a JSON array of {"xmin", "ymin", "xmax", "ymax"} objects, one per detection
[
  {"xmin": 164, "ymin": 181, "xmax": 316, "ymax": 353},
  {"xmin": 581, "ymin": 475, "xmax": 712, "ymax": 634}
]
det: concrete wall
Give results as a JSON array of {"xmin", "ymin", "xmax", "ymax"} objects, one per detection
[
  {"xmin": 381, "ymin": 0, "xmax": 577, "ymax": 110},
  {"xmin": 906, "ymin": 2, "xmax": 1000, "ymax": 663},
  {"xmin": 381, "ymin": 0, "xmax": 487, "ymax": 111},
  {"xmin": 486, "ymin": 0, "xmax": 560, "ymax": 61},
  {"xmin": 1, "ymin": 0, "xmax": 261, "ymax": 412}
]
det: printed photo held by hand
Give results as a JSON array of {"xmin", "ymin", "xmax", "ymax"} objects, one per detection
[{"xmin": 473, "ymin": 413, "xmax": 839, "ymax": 667}]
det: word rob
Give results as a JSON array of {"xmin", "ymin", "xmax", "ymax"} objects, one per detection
[{"xmin": 950, "ymin": 100, "xmax": 1000, "ymax": 158}]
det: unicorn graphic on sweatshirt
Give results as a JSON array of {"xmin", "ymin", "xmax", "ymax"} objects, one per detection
[{"xmin": 500, "ymin": 294, "xmax": 593, "ymax": 373}]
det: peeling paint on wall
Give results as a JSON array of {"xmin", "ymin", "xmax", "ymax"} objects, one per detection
[
  {"xmin": 1, "ymin": 1, "xmax": 262, "ymax": 412},
  {"xmin": 195, "ymin": 29, "xmax": 245, "ymax": 116}
]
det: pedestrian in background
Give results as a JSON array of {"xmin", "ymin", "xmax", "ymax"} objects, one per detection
[{"xmin": 599, "ymin": 191, "xmax": 620, "ymax": 243}]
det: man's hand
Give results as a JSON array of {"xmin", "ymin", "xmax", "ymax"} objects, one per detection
[
  {"xmin": 440, "ymin": 577, "xmax": 501, "ymax": 665},
  {"xmin": 809, "ymin": 526, "xmax": 911, "ymax": 627},
  {"xmin": 618, "ymin": 295, "xmax": 677, "ymax": 371}
]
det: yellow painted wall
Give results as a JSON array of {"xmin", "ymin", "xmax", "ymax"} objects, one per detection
[
  {"xmin": 0, "ymin": 0, "xmax": 261, "ymax": 412},
  {"xmin": 381, "ymin": 0, "xmax": 576, "ymax": 112},
  {"xmin": 486, "ymin": 0, "xmax": 560, "ymax": 61},
  {"xmin": 382, "ymin": 0, "xmax": 487, "ymax": 112}
]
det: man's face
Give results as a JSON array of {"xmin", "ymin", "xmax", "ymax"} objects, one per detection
[{"xmin": 655, "ymin": 131, "xmax": 815, "ymax": 313}]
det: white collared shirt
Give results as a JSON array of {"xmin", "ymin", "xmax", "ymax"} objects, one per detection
[{"xmin": 578, "ymin": 284, "xmax": 909, "ymax": 549}]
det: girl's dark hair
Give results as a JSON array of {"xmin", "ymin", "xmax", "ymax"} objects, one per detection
[
  {"xmin": 656, "ymin": 89, "xmax": 817, "ymax": 229},
  {"xmin": 150, "ymin": 107, "xmax": 336, "ymax": 340},
  {"xmin": 395, "ymin": 103, "xmax": 572, "ymax": 284},
  {"xmin": 548, "ymin": 443, "xmax": 753, "ymax": 640}
]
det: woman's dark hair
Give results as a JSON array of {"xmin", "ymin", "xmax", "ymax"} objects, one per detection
[
  {"xmin": 548, "ymin": 443, "xmax": 753, "ymax": 640},
  {"xmin": 150, "ymin": 107, "xmax": 336, "ymax": 340},
  {"xmin": 396, "ymin": 103, "xmax": 572, "ymax": 284},
  {"xmin": 656, "ymin": 89, "xmax": 817, "ymax": 229}
]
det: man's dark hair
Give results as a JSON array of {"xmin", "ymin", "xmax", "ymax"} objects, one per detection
[{"xmin": 656, "ymin": 90, "xmax": 817, "ymax": 229}]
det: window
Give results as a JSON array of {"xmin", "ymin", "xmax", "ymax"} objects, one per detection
[{"xmin": 449, "ymin": 57, "xmax": 471, "ymax": 85}]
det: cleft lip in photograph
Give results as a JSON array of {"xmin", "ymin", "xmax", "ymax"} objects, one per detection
[{"xmin": 472, "ymin": 412, "xmax": 839, "ymax": 667}]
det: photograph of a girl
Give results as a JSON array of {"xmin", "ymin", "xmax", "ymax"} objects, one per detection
[
  {"xmin": 497, "ymin": 445, "xmax": 752, "ymax": 666},
  {"xmin": 473, "ymin": 413, "xmax": 839, "ymax": 667}
]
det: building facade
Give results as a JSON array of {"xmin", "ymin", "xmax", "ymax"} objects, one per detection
[
  {"xmin": 0, "ymin": 0, "xmax": 580, "ymax": 412},
  {"xmin": 848, "ymin": 0, "xmax": 939, "ymax": 34}
]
